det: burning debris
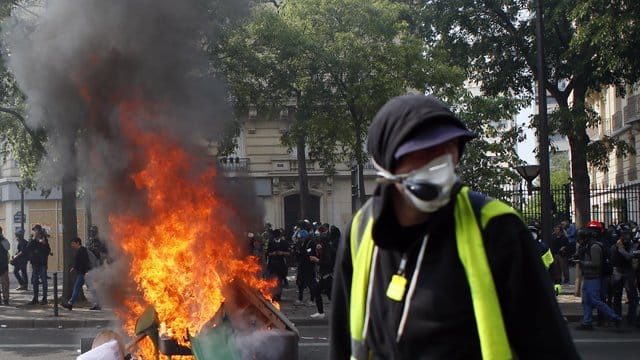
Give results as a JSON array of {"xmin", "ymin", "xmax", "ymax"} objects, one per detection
[{"xmin": 5, "ymin": 0, "xmax": 294, "ymax": 358}]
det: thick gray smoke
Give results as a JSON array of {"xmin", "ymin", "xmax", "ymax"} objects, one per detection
[
  {"xmin": 5, "ymin": 0, "xmax": 258, "ymax": 224},
  {"xmin": 5, "ymin": 0, "xmax": 268, "ymax": 326}
]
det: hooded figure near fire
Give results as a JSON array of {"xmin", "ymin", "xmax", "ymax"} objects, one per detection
[
  {"xmin": 330, "ymin": 95, "xmax": 579, "ymax": 359},
  {"xmin": 5, "ymin": 0, "xmax": 295, "ymax": 358}
]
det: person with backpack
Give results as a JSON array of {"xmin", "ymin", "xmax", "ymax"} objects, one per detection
[
  {"xmin": 330, "ymin": 94, "xmax": 578, "ymax": 359},
  {"xmin": 586, "ymin": 221, "xmax": 615, "ymax": 324},
  {"xmin": 573, "ymin": 227, "xmax": 622, "ymax": 330},
  {"xmin": 62, "ymin": 237, "xmax": 92, "ymax": 310}
]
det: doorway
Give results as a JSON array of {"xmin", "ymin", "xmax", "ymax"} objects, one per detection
[{"xmin": 283, "ymin": 193, "xmax": 320, "ymax": 239}]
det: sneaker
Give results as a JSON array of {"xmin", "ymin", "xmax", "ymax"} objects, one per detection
[
  {"xmin": 62, "ymin": 302, "xmax": 72, "ymax": 310},
  {"xmin": 14, "ymin": 286, "xmax": 27, "ymax": 291},
  {"xmin": 310, "ymin": 312, "xmax": 325, "ymax": 319},
  {"xmin": 575, "ymin": 324, "xmax": 594, "ymax": 331},
  {"xmin": 39, "ymin": 299, "xmax": 48, "ymax": 305},
  {"xmin": 2, "ymin": 301, "xmax": 8, "ymax": 305},
  {"xmin": 89, "ymin": 305, "xmax": 101, "ymax": 311},
  {"xmin": 306, "ymin": 300, "xmax": 315, "ymax": 307},
  {"xmin": 294, "ymin": 300, "xmax": 304, "ymax": 306},
  {"xmin": 26, "ymin": 299, "xmax": 38, "ymax": 305}
]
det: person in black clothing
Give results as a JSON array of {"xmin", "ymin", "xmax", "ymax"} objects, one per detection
[
  {"xmin": 266, "ymin": 229, "xmax": 289, "ymax": 301},
  {"xmin": 11, "ymin": 229, "xmax": 29, "ymax": 291},
  {"xmin": 294, "ymin": 229, "xmax": 325, "ymax": 318},
  {"xmin": 330, "ymin": 94, "xmax": 578, "ymax": 359},
  {"xmin": 315, "ymin": 225, "xmax": 334, "ymax": 300},
  {"xmin": 0, "ymin": 227, "xmax": 10, "ymax": 305},
  {"xmin": 551, "ymin": 224, "xmax": 570, "ymax": 285},
  {"xmin": 62, "ymin": 237, "xmax": 91, "ymax": 310},
  {"xmin": 610, "ymin": 227, "xmax": 638, "ymax": 325},
  {"xmin": 86, "ymin": 225, "xmax": 108, "ymax": 265},
  {"xmin": 26, "ymin": 225, "xmax": 51, "ymax": 305}
]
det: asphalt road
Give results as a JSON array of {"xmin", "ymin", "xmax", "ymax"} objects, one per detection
[
  {"xmin": 1, "ymin": 325, "xmax": 638, "ymax": 359},
  {"xmin": 0, "ymin": 325, "xmax": 330, "ymax": 360}
]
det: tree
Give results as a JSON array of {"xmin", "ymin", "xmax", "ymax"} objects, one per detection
[
  {"xmin": 214, "ymin": 0, "xmax": 528, "ymax": 212},
  {"xmin": 415, "ymin": 0, "xmax": 640, "ymax": 227},
  {"xmin": 215, "ymin": 0, "xmax": 435, "ymax": 211}
]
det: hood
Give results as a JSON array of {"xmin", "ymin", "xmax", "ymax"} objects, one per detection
[{"xmin": 367, "ymin": 94, "xmax": 470, "ymax": 171}]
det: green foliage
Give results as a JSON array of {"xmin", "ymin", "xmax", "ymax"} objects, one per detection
[
  {"xmin": 445, "ymin": 90, "xmax": 527, "ymax": 197},
  {"xmin": 214, "ymin": 0, "xmax": 428, "ymax": 173},
  {"xmin": 550, "ymin": 151, "xmax": 570, "ymax": 187},
  {"xmin": 415, "ymin": 0, "xmax": 640, "ymax": 225},
  {"xmin": 587, "ymin": 135, "xmax": 636, "ymax": 173},
  {"xmin": 0, "ymin": 0, "xmax": 46, "ymax": 188}
]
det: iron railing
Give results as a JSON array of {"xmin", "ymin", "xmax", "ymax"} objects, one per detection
[{"xmin": 497, "ymin": 182, "xmax": 640, "ymax": 227}]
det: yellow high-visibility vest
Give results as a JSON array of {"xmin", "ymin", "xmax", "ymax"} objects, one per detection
[{"xmin": 349, "ymin": 186, "xmax": 519, "ymax": 360}]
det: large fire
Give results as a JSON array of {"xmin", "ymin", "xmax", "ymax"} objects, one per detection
[{"xmin": 87, "ymin": 98, "xmax": 273, "ymax": 357}]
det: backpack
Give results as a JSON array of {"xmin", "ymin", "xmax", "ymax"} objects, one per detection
[
  {"xmin": 593, "ymin": 242, "xmax": 613, "ymax": 276},
  {"xmin": 87, "ymin": 248, "xmax": 100, "ymax": 270}
]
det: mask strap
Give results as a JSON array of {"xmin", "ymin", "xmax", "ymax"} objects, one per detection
[{"xmin": 371, "ymin": 158, "xmax": 406, "ymax": 184}]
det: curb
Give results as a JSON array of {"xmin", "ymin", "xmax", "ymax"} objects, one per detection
[
  {"xmin": 289, "ymin": 317, "xmax": 329, "ymax": 327},
  {"xmin": 0, "ymin": 318, "xmax": 114, "ymax": 328}
]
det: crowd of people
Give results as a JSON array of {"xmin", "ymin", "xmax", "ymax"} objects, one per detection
[
  {"xmin": 530, "ymin": 219, "xmax": 640, "ymax": 330},
  {"xmin": 570, "ymin": 220, "xmax": 639, "ymax": 330},
  {"xmin": 0, "ymin": 224, "xmax": 107, "ymax": 309},
  {"xmin": 247, "ymin": 220, "xmax": 341, "ymax": 319}
]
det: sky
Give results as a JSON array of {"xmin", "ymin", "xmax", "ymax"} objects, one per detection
[{"xmin": 516, "ymin": 102, "xmax": 538, "ymax": 165}]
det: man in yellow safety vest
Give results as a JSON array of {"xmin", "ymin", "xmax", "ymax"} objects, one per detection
[{"xmin": 329, "ymin": 94, "xmax": 578, "ymax": 359}]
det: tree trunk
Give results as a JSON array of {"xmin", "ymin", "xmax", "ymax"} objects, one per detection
[
  {"xmin": 567, "ymin": 82, "xmax": 591, "ymax": 228},
  {"xmin": 297, "ymin": 134, "xmax": 309, "ymax": 221},
  {"xmin": 61, "ymin": 176, "xmax": 78, "ymax": 301},
  {"xmin": 61, "ymin": 146, "xmax": 79, "ymax": 302},
  {"xmin": 357, "ymin": 162, "xmax": 365, "ymax": 205},
  {"xmin": 354, "ymin": 117, "xmax": 366, "ymax": 208},
  {"xmin": 569, "ymin": 134, "xmax": 590, "ymax": 228}
]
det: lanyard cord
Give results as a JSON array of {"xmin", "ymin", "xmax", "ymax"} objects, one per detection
[
  {"xmin": 396, "ymin": 234, "xmax": 429, "ymax": 343},
  {"xmin": 362, "ymin": 234, "xmax": 429, "ymax": 345}
]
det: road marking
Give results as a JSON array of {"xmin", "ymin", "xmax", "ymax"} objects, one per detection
[
  {"xmin": 0, "ymin": 344, "xmax": 77, "ymax": 349},
  {"xmin": 300, "ymin": 336, "xmax": 328, "ymax": 341},
  {"xmin": 574, "ymin": 338, "xmax": 640, "ymax": 343},
  {"xmin": 298, "ymin": 342, "xmax": 329, "ymax": 347}
]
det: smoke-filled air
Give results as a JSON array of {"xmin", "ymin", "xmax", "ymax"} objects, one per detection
[{"xmin": 4, "ymin": 0, "xmax": 274, "ymax": 357}]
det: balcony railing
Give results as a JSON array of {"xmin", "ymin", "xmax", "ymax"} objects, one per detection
[{"xmin": 218, "ymin": 157, "xmax": 249, "ymax": 172}]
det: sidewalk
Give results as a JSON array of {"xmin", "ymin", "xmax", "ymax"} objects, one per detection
[
  {"xmin": 0, "ymin": 272, "xmax": 330, "ymax": 329},
  {"xmin": 0, "ymin": 271, "xmax": 585, "ymax": 329}
]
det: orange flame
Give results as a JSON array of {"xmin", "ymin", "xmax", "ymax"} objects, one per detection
[{"xmin": 102, "ymin": 99, "xmax": 273, "ymax": 352}]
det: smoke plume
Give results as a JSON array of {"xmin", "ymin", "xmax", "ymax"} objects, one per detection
[
  {"xmin": 5, "ymin": 0, "xmax": 265, "ymax": 321},
  {"xmin": 5, "ymin": 0, "xmax": 258, "ymax": 230}
]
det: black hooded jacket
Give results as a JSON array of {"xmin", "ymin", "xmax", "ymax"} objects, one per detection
[
  {"xmin": 367, "ymin": 94, "xmax": 471, "ymax": 171},
  {"xmin": 329, "ymin": 95, "xmax": 579, "ymax": 359}
]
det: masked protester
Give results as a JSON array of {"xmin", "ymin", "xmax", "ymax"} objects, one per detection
[{"xmin": 329, "ymin": 94, "xmax": 578, "ymax": 359}]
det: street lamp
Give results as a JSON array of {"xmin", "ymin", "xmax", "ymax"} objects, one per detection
[{"xmin": 515, "ymin": 164, "xmax": 541, "ymax": 195}]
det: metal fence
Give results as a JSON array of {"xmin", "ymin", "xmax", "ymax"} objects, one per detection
[{"xmin": 497, "ymin": 182, "xmax": 640, "ymax": 227}]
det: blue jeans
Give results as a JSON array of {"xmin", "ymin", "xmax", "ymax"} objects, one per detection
[
  {"xmin": 31, "ymin": 265, "xmax": 48, "ymax": 301},
  {"xmin": 13, "ymin": 261, "xmax": 28, "ymax": 287},
  {"xmin": 68, "ymin": 273, "xmax": 85, "ymax": 305},
  {"xmin": 582, "ymin": 278, "xmax": 621, "ymax": 325}
]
